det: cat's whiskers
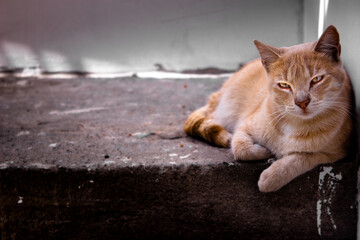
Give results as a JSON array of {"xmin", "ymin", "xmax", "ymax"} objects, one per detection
[
  {"xmin": 264, "ymin": 110, "xmax": 283, "ymax": 129},
  {"xmin": 312, "ymin": 99, "xmax": 352, "ymax": 119},
  {"xmin": 272, "ymin": 111, "xmax": 290, "ymax": 128},
  {"xmin": 329, "ymin": 105, "xmax": 351, "ymax": 118},
  {"xmin": 285, "ymin": 106, "xmax": 296, "ymax": 112},
  {"xmin": 265, "ymin": 108, "xmax": 290, "ymax": 129}
]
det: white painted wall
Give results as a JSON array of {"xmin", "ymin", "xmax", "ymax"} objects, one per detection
[{"xmin": 0, "ymin": 0, "xmax": 303, "ymax": 73}]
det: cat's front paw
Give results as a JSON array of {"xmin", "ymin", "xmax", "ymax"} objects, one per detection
[
  {"xmin": 232, "ymin": 141, "xmax": 272, "ymax": 161},
  {"xmin": 258, "ymin": 167, "xmax": 286, "ymax": 192}
]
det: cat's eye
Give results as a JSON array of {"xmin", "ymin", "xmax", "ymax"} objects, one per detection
[
  {"xmin": 278, "ymin": 82, "xmax": 291, "ymax": 89},
  {"xmin": 311, "ymin": 75, "xmax": 324, "ymax": 84}
]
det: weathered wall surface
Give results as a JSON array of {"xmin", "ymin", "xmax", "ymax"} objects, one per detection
[{"xmin": 0, "ymin": 0, "xmax": 303, "ymax": 72}]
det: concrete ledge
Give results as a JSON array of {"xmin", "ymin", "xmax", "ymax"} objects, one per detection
[
  {"xmin": 0, "ymin": 76, "xmax": 358, "ymax": 239},
  {"xmin": 0, "ymin": 161, "xmax": 357, "ymax": 239}
]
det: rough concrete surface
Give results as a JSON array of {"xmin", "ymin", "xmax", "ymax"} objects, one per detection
[
  {"xmin": 0, "ymin": 76, "xmax": 232, "ymax": 168},
  {"xmin": 0, "ymin": 76, "xmax": 358, "ymax": 239}
]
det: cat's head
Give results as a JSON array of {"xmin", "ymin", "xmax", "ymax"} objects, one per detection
[{"xmin": 254, "ymin": 25, "xmax": 349, "ymax": 120}]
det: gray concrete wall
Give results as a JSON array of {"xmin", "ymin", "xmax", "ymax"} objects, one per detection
[
  {"xmin": 323, "ymin": 0, "xmax": 360, "ymax": 107},
  {"xmin": 303, "ymin": 0, "xmax": 318, "ymax": 43},
  {"xmin": 0, "ymin": 0, "xmax": 303, "ymax": 73}
]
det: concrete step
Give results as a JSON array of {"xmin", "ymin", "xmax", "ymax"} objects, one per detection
[
  {"xmin": 0, "ymin": 76, "xmax": 358, "ymax": 239},
  {"xmin": 0, "ymin": 161, "xmax": 358, "ymax": 240}
]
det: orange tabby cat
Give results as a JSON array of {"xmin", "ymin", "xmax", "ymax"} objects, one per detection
[{"xmin": 184, "ymin": 25, "xmax": 354, "ymax": 192}]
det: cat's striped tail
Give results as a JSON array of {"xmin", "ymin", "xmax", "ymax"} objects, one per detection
[{"xmin": 184, "ymin": 106, "xmax": 231, "ymax": 148}]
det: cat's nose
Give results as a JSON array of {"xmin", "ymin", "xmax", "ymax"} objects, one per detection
[{"xmin": 295, "ymin": 97, "xmax": 311, "ymax": 110}]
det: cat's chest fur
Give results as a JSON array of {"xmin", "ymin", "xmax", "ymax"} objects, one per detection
[
  {"xmin": 254, "ymin": 111, "xmax": 349, "ymax": 159},
  {"xmin": 261, "ymin": 122, "xmax": 325, "ymax": 157},
  {"xmin": 212, "ymin": 100, "xmax": 321, "ymax": 157}
]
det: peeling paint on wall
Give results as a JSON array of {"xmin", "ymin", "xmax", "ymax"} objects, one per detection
[{"xmin": 316, "ymin": 166, "xmax": 342, "ymax": 236}]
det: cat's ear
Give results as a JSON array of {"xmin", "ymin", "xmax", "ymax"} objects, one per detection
[
  {"xmin": 254, "ymin": 40, "xmax": 281, "ymax": 72},
  {"xmin": 314, "ymin": 25, "xmax": 341, "ymax": 61}
]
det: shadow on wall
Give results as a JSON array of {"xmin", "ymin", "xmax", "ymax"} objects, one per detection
[
  {"xmin": 0, "ymin": 40, "xmax": 244, "ymax": 77},
  {"xmin": 0, "ymin": 0, "xmax": 304, "ymax": 73},
  {"xmin": 0, "ymin": 41, "xmax": 125, "ymax": 74}
]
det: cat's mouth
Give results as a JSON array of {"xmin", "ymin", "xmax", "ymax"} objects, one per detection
[
  {"xmin": 292, "ymin": 106, "xmax": 316, "ymax": 119},
  {"xmin": 301, "ymin": 111, "xmax": 311, "ymax": 117}
]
